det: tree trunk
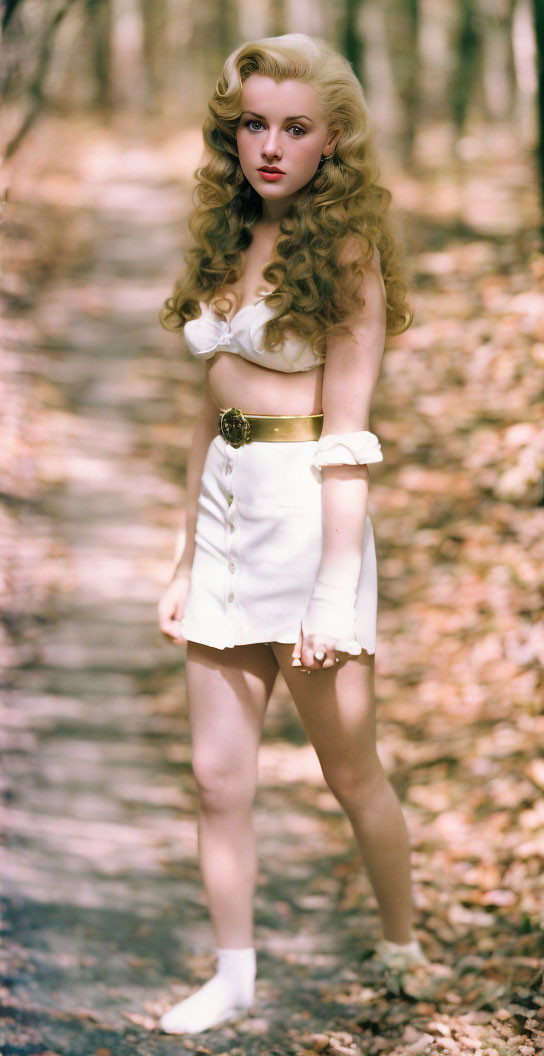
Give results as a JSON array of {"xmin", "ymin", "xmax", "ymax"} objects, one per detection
[
  {"xmin": 86, "ymin": 0, "xmax": 113, "ymax": 110},
  {"xmin": 2, "ymin": 0, "xmax": 24, "ymax": 31},
  {"xmin": 449, "ymin": 0, "xmax": 482, "ymax": 135},
  {"xmin": 384, "ymin": 0, "xmax": 419, "ymax": 163},
  {"xmin": 5, "ymin": 0, "xmax": 80, "ymax": 157},
  {"xmin": 141, "ymin": 0, "xmax": 166, "ymax": 112},
  {"xmin": 189, "ymin": 0, "xmax": 240, "ymax": 89},
  {"xmin": 503, "ymin": 0, "xmax": 519, "ymax": 120},
  {"xmin": 269, "ymin": 0, "xmax": 286, "ymax": 37},
  {"xmin": 216, "ymin": 0, "xmax": 239, "ymax": 55},
  {"xmin": 343, "ymin": 0, "xmax": 365, "ymax": 85},
  {"xmin": 533, "ymin": 0, "xmax": 544, "ymax": 235}
]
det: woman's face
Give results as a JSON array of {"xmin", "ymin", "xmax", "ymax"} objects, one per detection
[{"xmin": 236, "ymin": 74, "xmax": 338, "ymax": 216}]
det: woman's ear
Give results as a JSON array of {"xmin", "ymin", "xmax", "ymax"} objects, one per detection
[{"xmin": 324, "ymin": 129, "xmax": 340, "ymax": 157}]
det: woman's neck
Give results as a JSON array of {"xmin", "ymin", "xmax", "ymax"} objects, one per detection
[{"xmin": 260, "ymin": 196, "xmax": 294, "ymax": 223}]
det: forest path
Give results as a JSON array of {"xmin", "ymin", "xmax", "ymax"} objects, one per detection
[{"xmin": 2, "ymin": 118, "xmax": 543, "ymax": 1056}]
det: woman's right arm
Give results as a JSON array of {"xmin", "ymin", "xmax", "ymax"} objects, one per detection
[{"xmin": 158, "ymin": 380, "xmax": 218, "ymax": 641}]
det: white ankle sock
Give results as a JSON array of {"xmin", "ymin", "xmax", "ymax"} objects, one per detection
[
  {"xmin": 159, "ymin": 947, "xmax": 256, "ymax": 1035},
  {"xmin": 376, "ymin": 937, "xmax": 428, "ymax": 966}
]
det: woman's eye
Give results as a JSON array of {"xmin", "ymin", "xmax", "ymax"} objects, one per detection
[{"xmin": 244, "ymin": 120, "xmax": 306, "ymax": 136}]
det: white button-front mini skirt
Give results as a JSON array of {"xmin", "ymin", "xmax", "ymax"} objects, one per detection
[{"xmin": 180, "ymin": 435, "xmax": 378, "ymax": 653}]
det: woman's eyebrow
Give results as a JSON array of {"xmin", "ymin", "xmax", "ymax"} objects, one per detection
[{"xmin": 242, "ymin": 110, "xmax": 314, "ymax": 124}]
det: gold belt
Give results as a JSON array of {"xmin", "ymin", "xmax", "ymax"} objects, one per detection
[{"xmin": 218, "ymin": 407, "xmax": 323, "ymax": 448}]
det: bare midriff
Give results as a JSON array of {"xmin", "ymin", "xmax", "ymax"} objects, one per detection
[{"xmin": 206, "ymin": 350, "xmax": 324, "ymax": 417}]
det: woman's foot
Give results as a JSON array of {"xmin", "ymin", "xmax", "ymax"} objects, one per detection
[
  {"xmin": 374, "ymin": 936, "xmax": 453, "ymax": 1000},
  {"xmin": 159, "ymin": 947, "xmax": 256, "ymax": 1035},
  {"xmin": 375, "ymin": 936, "xmax": 429, "ymax": 969}
]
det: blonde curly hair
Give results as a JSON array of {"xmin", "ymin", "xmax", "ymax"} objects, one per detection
[{"xmin": 160, "ymin": 33, "xmax": 413, "ymax": 357}]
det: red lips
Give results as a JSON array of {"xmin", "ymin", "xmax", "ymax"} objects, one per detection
[{"xmin": 258, "ymin": 166, "xmax": 285, "ymax": 173}]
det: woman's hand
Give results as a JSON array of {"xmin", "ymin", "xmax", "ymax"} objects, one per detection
[
  {"xmin": 158, "ymin": 570, "xmax": 191, "ymax": 643},
  {"xmin": 291, "ymin": 627, "xmax": 347, "ymax": 671}
]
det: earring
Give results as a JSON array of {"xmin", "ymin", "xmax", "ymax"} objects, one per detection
[{"xmin": 322, "ymin": 152, "xmax": 334, "ymax": 160}]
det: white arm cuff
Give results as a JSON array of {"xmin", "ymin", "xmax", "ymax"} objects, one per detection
[
  {"xmin": 312, "ymin": 431, "xmax": 383, "ymax": 477},
  {"xmin": 311, "ymin": 431, "xmax": 383, "ymax": 482},
  {"xmin": 301, "ymin": 579, "xmax": 362, "ymax": 656}
]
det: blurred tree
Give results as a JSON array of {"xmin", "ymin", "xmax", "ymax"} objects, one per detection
[
  {"xmin": 498, "ymin": 0, "xmax": 519, "ymax": 120},
  {"xmin": 2, "ymin": 0, "xmax": 23, "ymax": 30},
  {"xmin": 3, "ymin": 0, "xmax": 80, "ymax": 158},
  {"xmin": 185, "ymin": 0, "xmax": 239, "ymax": 92},
  {"xmin": 141, "ymin": 0, "xmax": 167, "ymax": 111},
  {"xmin": 534, "ymin": 0, "xmax": 544, "ymax": 232},
  {"xmin": 217, "ymin": 0, "xmax": 240, "ymax": 57},
  {"xmin": 384, "ymin": 0, "xmax": 419, "ymax": 163},
  {"xmin": 343, "ymin": 0, "xmax": 366, "ymax": 85},
  {"xmin": 269, "ymin": 0, "xmax": 286, "ymax": 37},
  {"xmin": 449, "ymin": 0, "xmax": 483, "ymax": 136},
  {"xmin": 86, "ymin": 0, "xmax": 113, "ymax": 109}
]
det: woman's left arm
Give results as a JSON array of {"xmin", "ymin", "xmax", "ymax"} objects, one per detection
[{"xmin": 294, "ymin": 245, "xmax": 387, "ymax": 670}]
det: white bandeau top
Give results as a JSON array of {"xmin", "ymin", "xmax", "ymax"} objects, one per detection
[{"xmin": 183, "ymin": 296, "xmax": 322, "ymax": 373}]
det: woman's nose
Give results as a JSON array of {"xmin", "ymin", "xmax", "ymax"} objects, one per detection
[{"xmin": 262, "ymin": 131, "xmax": 282, "ymax": 159}]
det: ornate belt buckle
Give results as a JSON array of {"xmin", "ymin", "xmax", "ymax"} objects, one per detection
[{"xmin": 219, "ymin": 407, "xmax": 251, "ymax": 448}]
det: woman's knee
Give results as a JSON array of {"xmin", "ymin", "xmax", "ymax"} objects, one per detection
[
  {"xmin": 192, "ymin": 750, "xmax": 257, "ymax": 813},
  {"xmin": 320, "ymin": 754, "xmax": 384, "ymax": 810}
]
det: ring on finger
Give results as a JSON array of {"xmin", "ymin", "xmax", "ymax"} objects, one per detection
[{"xmin": 314, "ymin": 650, "xmax": 326, "ymax": 663}]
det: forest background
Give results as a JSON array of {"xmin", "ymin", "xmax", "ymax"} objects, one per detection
[{"xmin": 1, "ymin": 2, "xmax": 544, "ymax": 1055}]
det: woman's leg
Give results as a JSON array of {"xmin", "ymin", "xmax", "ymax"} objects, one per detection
[
  {"xmin": 160, "ymin": 641, "xmax": 278, "ymax": 1034},
  {"xmin": 187, "ymin": 640, "xmax": 279, "ymax": 947},
  {"xmin": 272, "ymin": 645, "xmax": 415, "ymax": 945}
]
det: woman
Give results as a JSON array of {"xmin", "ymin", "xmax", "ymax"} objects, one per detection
[{"xmin": 157, "ymin": 33, "xmax": 427, "ymax": 1035}]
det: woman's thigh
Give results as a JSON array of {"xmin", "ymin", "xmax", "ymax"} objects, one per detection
[
  {"xmin": 271, "ymin": 644, "xmax": 379, "ymax": 797},
  {"xmin": 186, "ymin": 641, "xmax": 279, "ymax": 806}
]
